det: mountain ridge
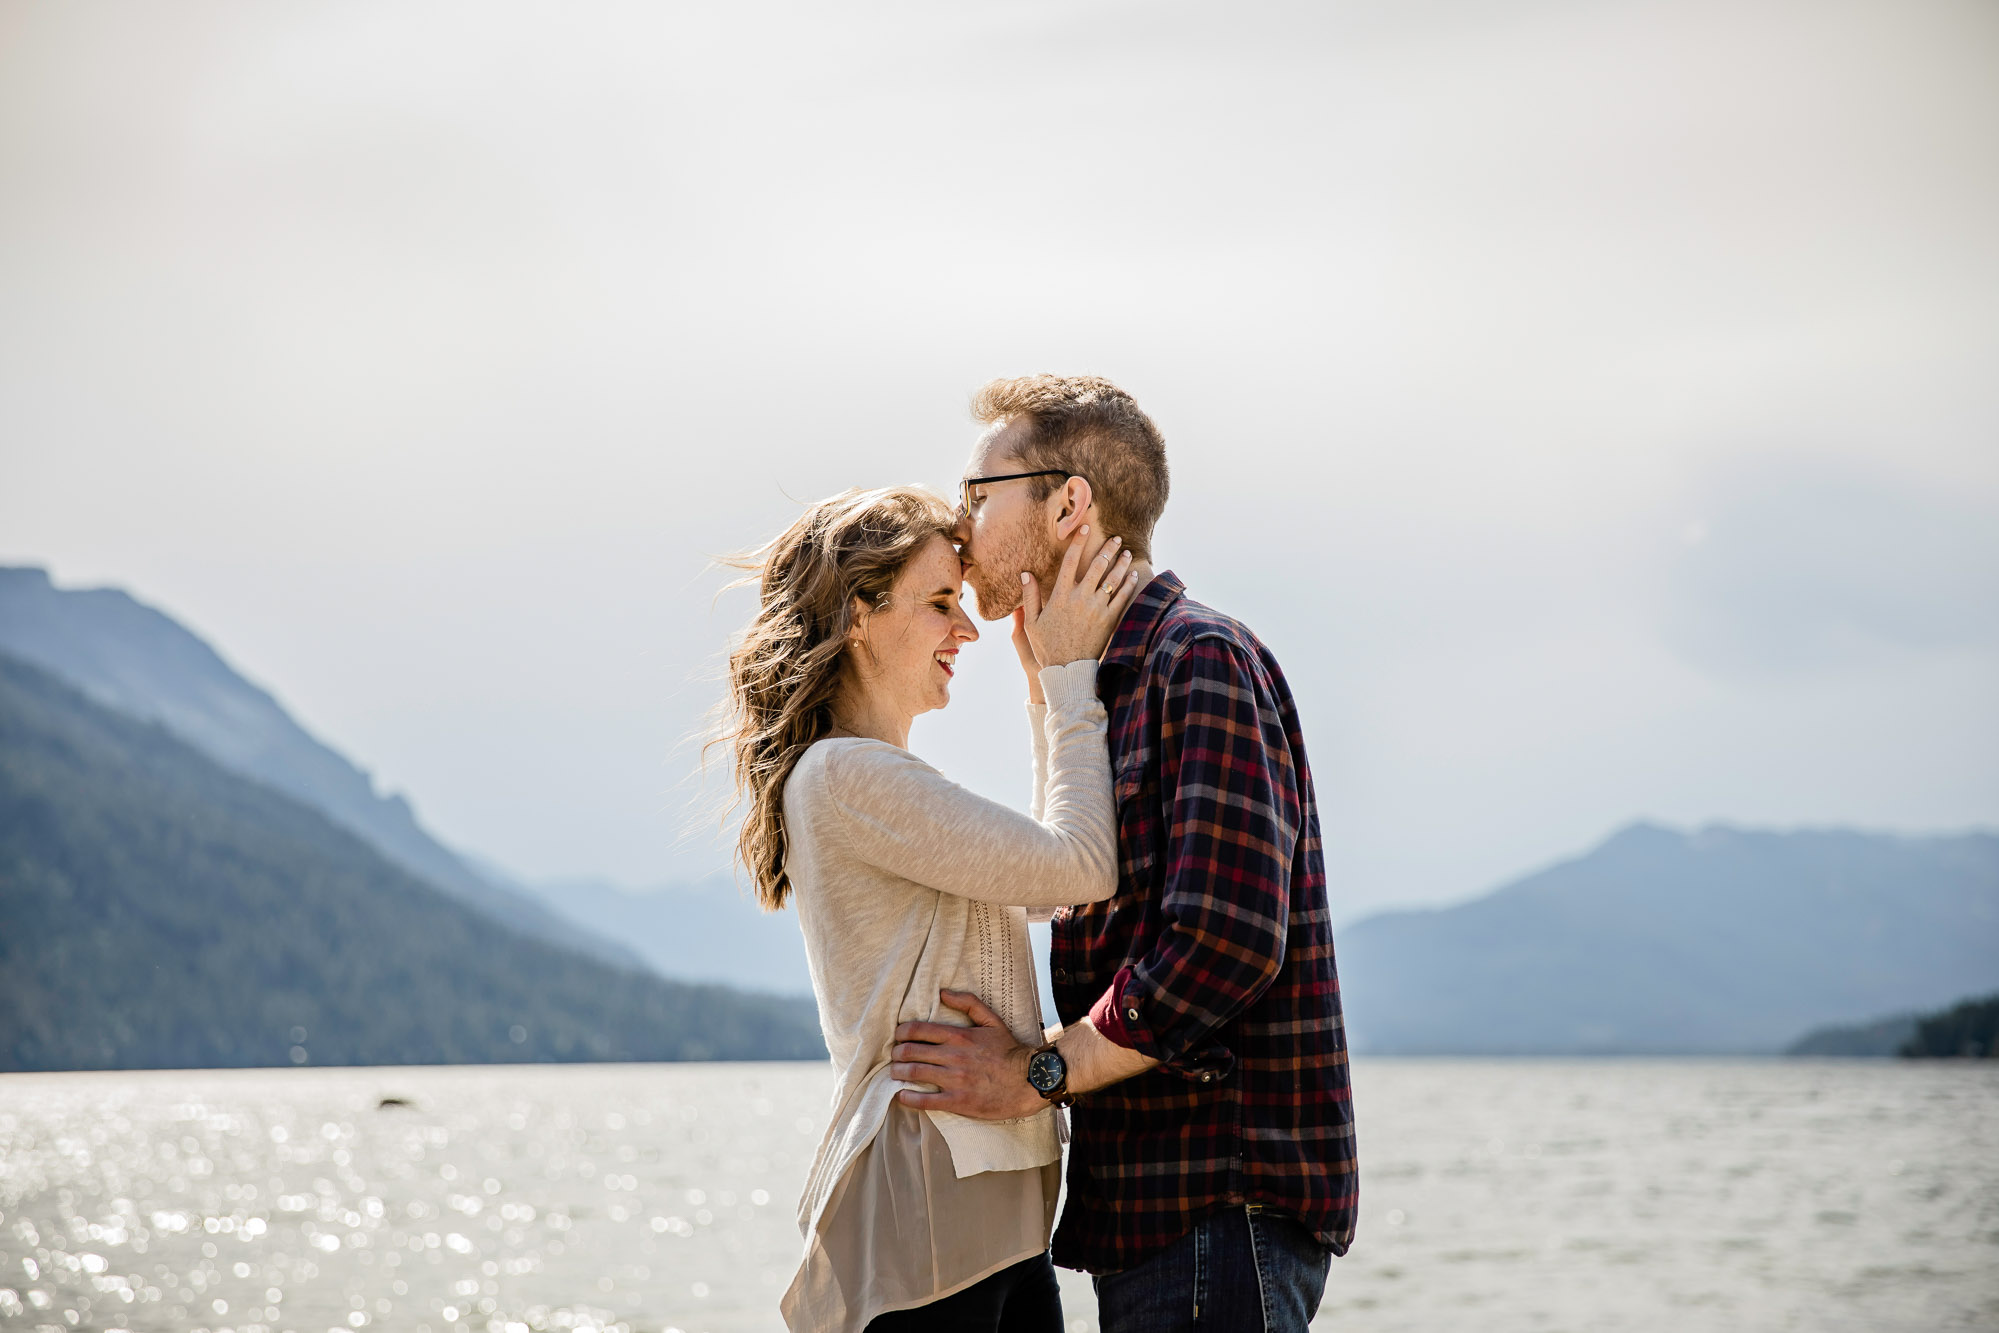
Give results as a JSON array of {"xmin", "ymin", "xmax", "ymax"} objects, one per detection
[
  {"xmin": 1338, "ymin": 820, "xmax": 1999, "ymax": 1054},
  {"xmin": 514, "ymin": 870, "xmax": 813, "ymax": 997},
  {"xmin": 0, "ymin": 565, "xmax": 641, "ymax": 969},
  {"xmin": 0, "ymin": 650, "xmax": 824, "ymax": 1069},
  {"xmin": 8, "ymin": 567, "xmax": 1992, "ymax": 1058}
]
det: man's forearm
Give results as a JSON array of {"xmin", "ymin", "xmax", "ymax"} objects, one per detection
[
  {"xmin": 892, "ymin": 991, "xmax": 1155, "ymax": 1121},
  {"xmin": 1052, "ymin": 1016, "xmax": 1157, "ymax": 1095}
]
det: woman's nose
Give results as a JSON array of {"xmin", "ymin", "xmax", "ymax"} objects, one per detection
[{"xmin": 954, "ymin": 608, "xmax": 979, "ymax": 642}]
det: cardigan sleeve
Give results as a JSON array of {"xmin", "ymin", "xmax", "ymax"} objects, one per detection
[
  {"xmin": 819, "ymin": 660, "xmax": 1116, "ymax": 909},
  {"xmin": 1026, "ymin": 700, "xmax": 1052, "ymax": 823},
  {"xmin": 1024, "ymin": 700, "xmax": 1056, "ymax": 923}
]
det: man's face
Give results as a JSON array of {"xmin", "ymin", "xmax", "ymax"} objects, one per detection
[{"xmin": 953, "ymin": 418, "xmax": 1062, "ymax": 622}]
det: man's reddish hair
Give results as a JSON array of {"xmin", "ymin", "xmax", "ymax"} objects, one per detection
[{"xmin": 971, "ymin": 374, "xmax": 1169, "ymax": 559}]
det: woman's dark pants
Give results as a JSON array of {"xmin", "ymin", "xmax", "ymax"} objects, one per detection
[{"xmin": 864, "ymin": 1252, "xmax": 1065, "ymax": 1333}]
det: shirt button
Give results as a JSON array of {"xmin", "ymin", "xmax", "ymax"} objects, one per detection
[
  {"xmin": 1051, "ymin": 969, "xmax": 1068, "ymax": 984},
  {"xmin": 1200, "ymin": 1073, "xmax": 1214, "ymax": 1083},
  {"xmin": 1126, "ymin": 1008, "xmax": 1140, "ymax": 1022}
]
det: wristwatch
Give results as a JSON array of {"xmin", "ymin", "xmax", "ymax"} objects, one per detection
[{"xmin": 1025, "ymin": 1041, "xmax": 1074, "ymax": 1108}]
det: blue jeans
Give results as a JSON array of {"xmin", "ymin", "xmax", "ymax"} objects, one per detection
[{"xmin": 1093, "ymin": 1206, "xmax": 1331, "ymax": 1333}]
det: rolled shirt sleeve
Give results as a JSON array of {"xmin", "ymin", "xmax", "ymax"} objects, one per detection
[{"xmin": 1085, "ymin": 637, "xmax": 1301, "ymax": 1081}]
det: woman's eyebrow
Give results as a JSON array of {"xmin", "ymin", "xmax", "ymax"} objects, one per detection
[{"xmin": 928, "ymin": 586, "xmax": 957, "ymax": 598}]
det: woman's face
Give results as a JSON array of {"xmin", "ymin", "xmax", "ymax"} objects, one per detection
[{"xmin": 853, "ymin": 534, "xmax": 981, "ymax": 718}]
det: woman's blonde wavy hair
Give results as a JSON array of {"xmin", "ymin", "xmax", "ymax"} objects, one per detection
[{"xmin": 716, "ymin": 486, "xmax": 958, "ymax": 910}]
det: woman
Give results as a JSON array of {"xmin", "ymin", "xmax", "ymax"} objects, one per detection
[{"xmin": 718, "ymin": 485, "xmax": 1140, "ymax": 1332}]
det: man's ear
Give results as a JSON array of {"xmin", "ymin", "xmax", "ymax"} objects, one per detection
[{"xmin": 1050, "ymin": 476, "xmax": 1095, "ymax": 540}]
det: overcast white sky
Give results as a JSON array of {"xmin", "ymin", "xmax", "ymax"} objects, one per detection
[{"xmin": 3, "ymin": 0, "xmax": 1995, "ymax": 918}]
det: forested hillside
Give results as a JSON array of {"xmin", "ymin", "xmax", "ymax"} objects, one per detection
[
  {"xmin": 0, "ymin": 653, "xmax": 824, "ymax": 1070},
  {"xmin": 0, "ymin": 565, "xmax": 638, "ymax": 967}
]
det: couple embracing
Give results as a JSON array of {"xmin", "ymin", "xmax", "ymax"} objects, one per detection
[{"xmin": 718, "ymin": 375, "xmax": 1357, "ymax": 1333}]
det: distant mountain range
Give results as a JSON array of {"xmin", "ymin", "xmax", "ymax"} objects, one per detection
[
  {"xmin": 522, "ymin": 824, "xmax": 1999, "ymax": 1056},
  {"xmin": 1338, "ymin": 822, "xmax": 1999, "ymax": 1054},
  {"xmin": 0, "ymin": 566, "xmax": 642, "ymax": 970},
  {"xmin": 5, "ymin": 563, "xmax": 1994, "ymax": 1062},
  {"xmin": 0, "ymin": 653, "xmax": 823, "ymax": 1069},
  {"xmin": 517, "ymin": 871, "xmax": 812, "ymax": 996},
  {"xmin": 0, "ymin": 565, "xmax": 822, "ymax": 1069}
]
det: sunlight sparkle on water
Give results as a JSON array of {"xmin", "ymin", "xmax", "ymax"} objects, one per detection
[{"xmin": 0, "ymin": 1060, "xmax": 1994, "ymax": 1332}]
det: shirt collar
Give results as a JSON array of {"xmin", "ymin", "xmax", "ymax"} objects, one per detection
[{"xmin": 1101, "ymin": 570, "xmax": 1185, "ymax": 674}]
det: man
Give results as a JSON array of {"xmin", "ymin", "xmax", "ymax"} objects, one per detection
[{"xmin": 892, "ymin": 374, "xmax": 1358, "ymax": 1332}]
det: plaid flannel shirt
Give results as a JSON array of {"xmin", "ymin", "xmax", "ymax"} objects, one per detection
[{"xmin": 1048, "ymin": 571, "xmax": 1358, "ymax": 1274}]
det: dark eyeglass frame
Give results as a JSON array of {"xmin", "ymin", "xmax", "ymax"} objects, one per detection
[{"xmin": 960, "ymin": 469, "xmax": 1078, "ymax": 516}]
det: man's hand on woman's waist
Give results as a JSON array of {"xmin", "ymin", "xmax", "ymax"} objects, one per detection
[{"xmin": 892, "ymin": 988, "xmax": 1157, "ymax": 1121}]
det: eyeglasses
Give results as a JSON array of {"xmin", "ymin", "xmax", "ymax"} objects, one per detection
[{"xmin": 960, "ymin": 469, "xmax": 1076, "ymax": 517}]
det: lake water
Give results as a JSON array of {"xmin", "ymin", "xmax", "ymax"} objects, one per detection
[{"xmin": 1, "ymin": 1060, "xmax": 1994, "ymax": 1333}]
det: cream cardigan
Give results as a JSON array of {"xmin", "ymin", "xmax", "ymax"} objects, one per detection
[{"xmin": 779, "ymin": 660, "xmax": 1117, "ymax": 1331}]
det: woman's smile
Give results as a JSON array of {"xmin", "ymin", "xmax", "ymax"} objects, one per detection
[{"xmin": 934, "ymin": 648, "xmax": 958, "ymax": 678}]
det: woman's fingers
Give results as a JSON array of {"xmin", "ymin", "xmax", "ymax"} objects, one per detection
[
  {"xmin": 1010, "ymin": 605, "xmax": 1038, "ymax": 667},
  {"xmin": 1065, "ymin": 529, "xmax": 1116, "ymax": 593},
  {"xmin": 1013, "ymin": 605, "xmax": 1039, "ymax": 656},
  {"xmin": 1100, "ymin": 549, "xmax": 1133, "ymax": 597},
  {"xmin": 1081, "ymin": 535, "xmax": 1124, "ymax": 595},
  {"xmin": 1108, "ymin": 561, "xmax": 1145, "ymax": 618},
  {"xmin": 1026, "ymin": 528, "xmax": 1147, "ymax": 663},
  {"xmin": 1053, "ymin": 524, "xmax": 1090, "ymax": 594},
  {"xmin": 1074, "ymin": 527, "xmax": 1116, "ymax": 588}
]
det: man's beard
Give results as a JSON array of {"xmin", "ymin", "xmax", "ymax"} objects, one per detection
[{"xmin": 963, "ymin": 515, "xmax": 1058, "ymax": 622}]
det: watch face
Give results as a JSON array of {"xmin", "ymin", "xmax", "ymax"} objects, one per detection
[{"xmin": 1027, "ymin": 1048, "xmax": 1067, "ymax": 1094}]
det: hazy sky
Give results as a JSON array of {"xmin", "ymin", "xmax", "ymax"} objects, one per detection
[{"xmin": 3, "ymin": 0, "xmax": 1995, "ymax": 919}]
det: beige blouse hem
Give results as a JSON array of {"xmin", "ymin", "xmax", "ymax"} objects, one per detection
[{"xmin": 782, "ymin": 1104, "xmax": 1058, "ymax": 1333}]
